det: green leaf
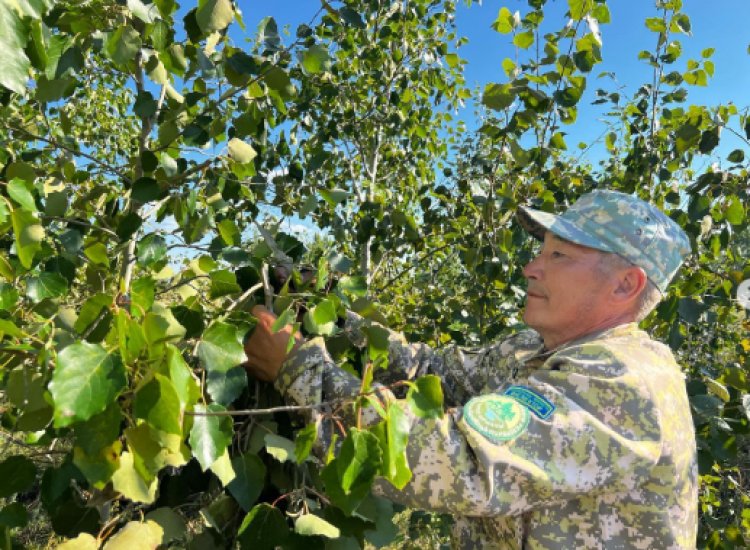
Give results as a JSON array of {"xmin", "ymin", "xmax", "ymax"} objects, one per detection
[
  {"xmin": 301, "ymin": 44, "xmax": 330, "ymax": 74},
  {"xmin": 111, "ymin": 452, "xmax": 159, "ymax": 504},
  {"xmin": 295, "ymin": 514, "xmax": 340, "ymax": 539},
  {"xmin": 128, "ymin": 0, "xmax": 160, "ymax": 23},
  {"xmin": 742, "ymin": 395, "xmax": 750, "ymax": 421},
  {"xmin": 0, "ymin": 456, "xmax": 37, "ymax": 498},
  {"xmin": 228, "ymin": 138, "xmax": 257, "ymax": 164},
  {"xmin": 270, "ymin": 308, "xmax": 295, "ymax": 333},
  {"xmin": 50, "ymin": 342, "xmax": 127, "ymax": 427},
  {"xmin": 0, "ymin": 2, "xmax": 30, "ymax": 94},
  {"xmin": 137, "ymin": 234, "xmax": 167, "ymax": 268},
  {"xmin": 513, "ymin": 31, "xmax": 534, "ymax": 49},
  {"xmin": 0, "ymin": 282, "xmax": 19, "ymax": 310},
  {"xmin": 7, "ymin": 179, "xmax": 36, "ymax": 211},
  {"xmin": 11, "ymin": 207, "xmax": 44, "ymax": 268},
  {"xmin": 321, "ymin": 428, "xmax": 381, "ymax": 516},
  {"xmin": 196, "ymin": 0, "xmax": 234, "ymax": 34},
  {"xmin": 73, "ymin": 403, "xmax": 123, "ymax": 456},
  {"xmin": 0, "ymin": 502, "xmax": 28, "ymax": 529},
  {"xmin": 116, "ymin": 310, "xmax": 144, "ymax": 365},
  {"xmin": 379, "ymin": 402, "xmax": 412, "ymax": 489},
  {"xmin": 106, "ymin": 25, "xmax": 141, "ymax": 66},
  {"xmin": 206, "ymin": 365, "xmax": 247, "ymax": 406},
  {"xmin": 320, "ymin": 188, "xmax": 349, "ymax": 205},
  {"xmin": 482, "ymin": 83, "xmax": 515, "ymax": 111},
  {"xmin": 131, "ymin": 177, "xmax": 165, "ymax": 203},
  {"xmin": 209, "ymin": 269, "xmax": 241, "ymax": 298},
  {"xmin": 338, "ymin": 429, "xmax": 380, "ymax": 494},
  {"xmin": 131, "ymin": 277, "xmax": 155, "ymax": 317},
  {"xmin": 74, "ymin": 293, "xmax": 113, "ymax": 342},
  {"xmin": 567, "ymin": 0, "xmax": 593, "ymax": 20},
  {"xmin": 264, "ymin": 66, "xmax": 295, "ymax": 98},
  {"xmin": 144, "ymin": 508, "xmax": 187, "ymax": 545},
  {"xmin": 340, "ymin": 7, "xmax": 365, "ymax": 28},
  {"xmin": 237, "ymin": 504, "xmax": 289, "ymax": 550},
  {"xmin": 294, "ymin": 422, "xmax": 317, "ymax": 465},
  {"xmin": 189, "ymin": 403, "xmax": 233, "ymax": 470},
  {"xmin": 209, "ymin": 448, "xmax": 236, "ymax": 486},
  {"xmin": 363, "ymin": 496, "xmax": 399, "ymax": 547},
  {"xmin": 727, "ymin": 149, "xmax": 745, "ymax": 163},
  {"xmin": 143, "ymin": 306, "xmax": 187, "ymax": 350},
  {"xmin": 705, "ymin": 378, "xmax": 730, "ymax": 403},
  {"xmin": 228, "ymin": 453, "xmax": 267, "ymax": 511},
  {"xmin": 73, "ymin": 441, "xmax": 121, "ymax": 488},
  {"xmin": 406, "ymin": 375, "xmax": 444, "ymax": 419},
  {"xmin": 26, "ymin": 272, "xmax": 68, "ymax": 302},
  {"xmin": 337, "ymin": 275, "xmax": 367, "ymax": 298},
  {"xmin": 57, "ymin": 534, "xmax": 98, "ymax": 550},
  {"xmin": 133, "ymin": 374, "xmax": 183, "ymax": 435},
  {"xmin": 645, "ymin": 17, "xmax": 666, "ymax": 32},
  {"xmin": 166, "ymin": 345, "xmax": 201, "ymax": 411},
  {"xmin": 725, "ymin": 196, "xmax": 744, "ymax": 226},
  {"xmin": 264, "ymin": 433, "xmax": 297, "ymax": 463},
  {"xmin": 698, "ymin": 129, "xmax": 720, "ymax": 154},
  {"xmin": 491, "ymin": 7, "xmax": 515, "ymax": 34},
  {"xmin": 84, "ymin": 242, "xmax": 109, "ymax": 266},
  {"xmin": 198, "ymin": 321, "xmax": 245, "ymax": 373},
  {"xmin": 217, "ymin": 218, "xmax": 241, "ymax": 246},
  {"xmin": 102, "ymin": 520, "xmax": 164, "ymax": 550},
  {"xmin": 124, "ymin": 423, "xmax": 188, "ymax": 478},
  {"xmin": 303, "ymin": 298, "xmax": 337, "ymax": 336}
]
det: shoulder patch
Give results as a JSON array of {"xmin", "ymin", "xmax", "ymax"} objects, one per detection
[
  {"xmin": 504, "ymin": 385, "xmax": 556, "ymax": 420},
  {"xmin": 463, "ymin": 394, "xmax": 530, "ymax": 443}
]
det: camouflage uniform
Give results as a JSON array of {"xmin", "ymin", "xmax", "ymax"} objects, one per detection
[
  {"xmin": 276, "ymin": 314, "xmax": 698, "ymax": 549},
  {"xmin": 273, "ymin": 191, "xmax": 697, "ymax": 548}
]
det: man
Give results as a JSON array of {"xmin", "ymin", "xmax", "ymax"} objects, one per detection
[{"xmin": 245, "ymin": 190, "xmax": 698, "ymax": 549}]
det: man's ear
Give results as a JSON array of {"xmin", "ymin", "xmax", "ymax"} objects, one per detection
[{"xmin": 612, "ymin": 266, "xmax": 648, "ymax": 304}]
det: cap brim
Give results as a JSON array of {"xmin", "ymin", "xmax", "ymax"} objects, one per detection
[{"xmin": 517, "ymin": 206, "xmax": 616, "ymax": 254}]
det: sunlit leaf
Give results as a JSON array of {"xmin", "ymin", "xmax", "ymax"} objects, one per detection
[
  {"xmin": 50, "ymin": 343, "xmax": 127, "ymax": 427},
  {"xmin": 189, "ymin": 404, "xmax": 233, "ymax": 470}
]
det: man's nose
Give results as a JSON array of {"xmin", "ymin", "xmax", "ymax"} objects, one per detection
[{"xmin": 523, "ymin": 255, "xmax": 541, "ymax": 279}]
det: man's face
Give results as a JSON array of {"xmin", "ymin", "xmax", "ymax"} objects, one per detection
[{"xmin": 522, "ymin": 232, "xmax": 616, "ymax": 349}]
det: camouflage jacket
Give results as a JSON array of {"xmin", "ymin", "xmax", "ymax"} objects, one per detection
[{"xmin": 275, "ymin": 315, "xmax": 698, "ymax": 549}]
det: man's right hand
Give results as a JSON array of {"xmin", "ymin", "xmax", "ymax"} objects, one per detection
[{"xmin": 243, "ymin": 305, "xmax": 304, "ymax": 382}]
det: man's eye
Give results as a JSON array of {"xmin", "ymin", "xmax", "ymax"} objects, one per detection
[{"xmin": 550, "ymin": 251, "xmax": 564, "ymax": 258}]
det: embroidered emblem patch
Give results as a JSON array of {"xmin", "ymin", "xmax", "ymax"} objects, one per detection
[
  {"xmin": 504, "ymin": 385, "xmax": 556, "ymax": 420},
  {"xmin": 464, "ymin": 394, "xmax": 530, "ymax": 443}
]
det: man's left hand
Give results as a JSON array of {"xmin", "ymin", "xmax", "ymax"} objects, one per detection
[{"xmin": 244, "ymin": 305, "xmax": 304, "ymax": 382}]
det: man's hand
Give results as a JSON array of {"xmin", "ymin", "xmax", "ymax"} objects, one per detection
[{"xmin": 244, "ymin": 305, "xmax": 304, "ymax": 382}]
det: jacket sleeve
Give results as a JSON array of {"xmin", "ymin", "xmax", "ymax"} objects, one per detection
[
  {"xmin": 340, "ymin": 312, "xmax": 511, "ymax": 405},
  {"xmin": 275, "ymin": 339, "xmax": 663, "ymax": 517}
]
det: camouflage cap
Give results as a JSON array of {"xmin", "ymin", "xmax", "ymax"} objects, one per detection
[{"xmin": 517, "ymin": 190, "xmax": 691, "ymax": 293}]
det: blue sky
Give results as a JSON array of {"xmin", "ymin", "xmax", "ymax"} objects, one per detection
[{"xmin": 236, "ymin": 0, "xmax": 750, "ymax": 161}]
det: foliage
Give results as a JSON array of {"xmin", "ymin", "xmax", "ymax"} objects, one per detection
[{"xmin": 0, "ymin": 0, "xmax": 748, "ymax": 548}]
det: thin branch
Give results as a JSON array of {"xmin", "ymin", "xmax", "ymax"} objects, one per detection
[
  {"xmin": 156, "ymin": 275, "xmax": 209, "ymax": 296},
  {"xmin": 5, "ymin": 125, "xmax": 129, "ymax": 182},
  {"xmin": 186, "ymin": 401, "xmax": 348, "ymax": 417},
  {"xmin": 261, "ymin": 263, "xmax": 274, "ymax": 309},
  {"xmin": 42, "ymin": 216, "xmax": 121, "ymax": 240},
  {"xmin": 218, "ymin": 283, "xmax": 264, "ymax": 321}
]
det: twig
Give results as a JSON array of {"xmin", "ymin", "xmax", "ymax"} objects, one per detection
[
  {"xmin": 4, "ymin": 125, "xmax": 129, "ymax": 182},
  {"xmin": 186, "ymin": 400, "xmax": 350, "ymax": 417},
  {"xmin": 261, "ymin": 263, "xmax": 273, "ymax": 310},
  {"xmin": 156, "ymin": 275, "xmax": 209, "ymax": 296},
  {"xmin": 218, "ymin": 282, "xmax": 264, "ymax": 320},
  {"xmin": 42, "ymin": 216, "xmax": 121, "ymax": 240},
  {"xmin": 81, "ymin": 306, "xmax": 111, "ymax": 340}
]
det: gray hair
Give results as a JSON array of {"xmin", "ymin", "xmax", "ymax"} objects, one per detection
[{"xmin": 597, "ymin": 253, "xmax": 663, "ymax": 322}]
